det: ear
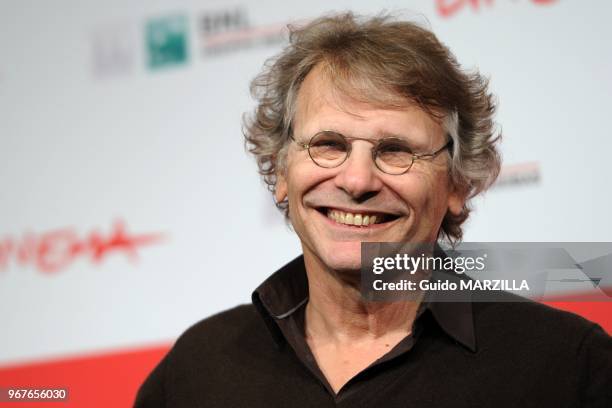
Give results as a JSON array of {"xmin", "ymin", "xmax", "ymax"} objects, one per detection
[
  {"xmin": 447, "ymin": 189, "xmax": 466, "ymax": 217},
  {"xmin": 275, "ymin": 173, "xmax": 288, "ymax": 204}
]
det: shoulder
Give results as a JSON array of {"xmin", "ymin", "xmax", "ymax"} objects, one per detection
[
  {"xmin": 181, "ymin": 304, "xmax": 259, "ymax": 337},
  {"xmin": 471, "ymin": 292, "xmax": 610, "ymax": 357},
  {"xmin": 171, "ymin": 304, "xmax": 269, "ymax": 356},
  {"xmin": 469, "ymin": 294, "xmax": 612, "ymax": 404},
  {"xmin": 134, "ymin": 304, "xmax": 274, "ymax": 407}
]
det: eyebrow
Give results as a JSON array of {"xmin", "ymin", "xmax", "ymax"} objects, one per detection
[
  {"xmin": 314, "ymin": 128, "xmax": 428, "ymax": 148},
  {"xmin": 311, "ymin": 128, "xmax": 412, "ymax": 140}
]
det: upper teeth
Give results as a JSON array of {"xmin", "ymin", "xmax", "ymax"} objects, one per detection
[{"xmin": 327, "ymin": 209, "xmax": 381, "ymax": 226}]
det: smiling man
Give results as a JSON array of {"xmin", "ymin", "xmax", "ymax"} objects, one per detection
[{"xmin": 136, "ymin": 12, "xmax": 612, "ymax": 407}]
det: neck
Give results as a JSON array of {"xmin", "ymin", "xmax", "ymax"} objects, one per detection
[{"xmin": 303, "ymin": 251, "xmax": 420, "ymax": 343}]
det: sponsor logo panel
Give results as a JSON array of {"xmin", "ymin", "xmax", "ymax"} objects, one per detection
[
  {"xmin": 91, "ymin": 22, "xmax": 136, "ymax": 78},
  {"xmin": 145, "ymin": 14, "xmax": 189, "ymax": 70}
]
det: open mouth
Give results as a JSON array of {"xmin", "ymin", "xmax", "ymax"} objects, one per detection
[{"xmin": 317, "ymin": 207, "xmax": 400, "ymax": 227}]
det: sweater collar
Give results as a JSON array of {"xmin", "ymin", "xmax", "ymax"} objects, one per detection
[{"xmin": 252, "ymin": 255, "xmax": 477, "ymax": 352}]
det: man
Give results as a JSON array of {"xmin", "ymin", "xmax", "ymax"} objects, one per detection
[{"xmin": 135, "ymin": 12, "xmax": 612, "ymax": 407}]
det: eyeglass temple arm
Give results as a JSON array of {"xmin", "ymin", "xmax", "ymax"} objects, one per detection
[
  {"xmin": 289, "ymin": 133, "xmax": 310, "ymax": 149},
  {"xmin": 414, "ymin": 139, "xmax": 453, "ymax": 160}
]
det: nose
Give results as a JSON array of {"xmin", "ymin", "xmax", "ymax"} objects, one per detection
[{"xmin": 334, "ymin": 142, "xmax": 384, "ymax": 200}]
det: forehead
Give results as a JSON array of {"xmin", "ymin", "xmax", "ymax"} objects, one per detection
[{"xmin": 293, "ymin": 64, "xmax": 445, "ymax": 147}]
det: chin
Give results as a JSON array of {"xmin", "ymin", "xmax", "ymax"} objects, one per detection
[{"xmin": 318, "ymin": 241, "xmax": 363, "ymax": 272}]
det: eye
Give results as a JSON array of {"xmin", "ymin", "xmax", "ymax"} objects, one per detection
[
  {"xmin": 376, "ymin": 139, "xmax": 414, "ymax": 167},
  {"xmin": 308, "ymin": 131, "xmax": 348, "ymax": 164},
  {"xmin": 310, "ymin": 132, "xmax": 348, "ymax": 152},
  {"xmin": 377, "ymin": 139, "xmax": 413, "ymax": 154}
]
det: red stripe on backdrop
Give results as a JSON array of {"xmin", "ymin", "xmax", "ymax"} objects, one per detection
[
  {"xmin": 545, "ymin": 302, "xmax": 612, "ymax": 333},
  {"xmin": 0, "ymin": 302, "xmax": 610, "ymax": 407},
  {"xmin": 0, "ymin": 344, "xmax": 170, "ymax": 407}
]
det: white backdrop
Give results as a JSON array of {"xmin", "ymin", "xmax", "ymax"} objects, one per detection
[{"xmin": 1, "ymin": 0, "xmax": 611, "ymax": 365}]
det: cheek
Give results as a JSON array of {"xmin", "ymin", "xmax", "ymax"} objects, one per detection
[
  {"xmin": 391, "ymin": 172, "xmax": 449, "ymax": 215},
  {"xmin": 287, "ymin": 160, "xmax": 329, "ymax": 196},
  {"xmin": 284, "ymin": 162, "xmax": 328, "ymax": 217}
]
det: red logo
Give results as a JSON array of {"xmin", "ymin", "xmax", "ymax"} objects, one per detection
[
  {"xmin": 436, "ymin": 0, "xmax": 558, "ymax": 18},
  {"xmin": 0, "ymin": 220, "xmax": 164, "ymax": 274}
]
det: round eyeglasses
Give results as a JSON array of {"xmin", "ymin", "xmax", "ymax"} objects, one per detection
[{"xmin": 290, "ymin": 130, "xmax": 452, "ymax": 175}]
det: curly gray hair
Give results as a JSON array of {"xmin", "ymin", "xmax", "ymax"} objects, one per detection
[{"xmin": 243, "ymin": 12, "xmax": 501, "ymax": 242}]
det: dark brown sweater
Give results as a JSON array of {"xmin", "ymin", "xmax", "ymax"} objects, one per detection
[{"xmin": 135, "ymin": 257, "xmax": 612, "ymax": 407}]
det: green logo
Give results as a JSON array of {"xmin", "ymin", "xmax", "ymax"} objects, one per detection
[{"xmin": 146, "ymin": 14, "xmax": 188, "ymax": 69}]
